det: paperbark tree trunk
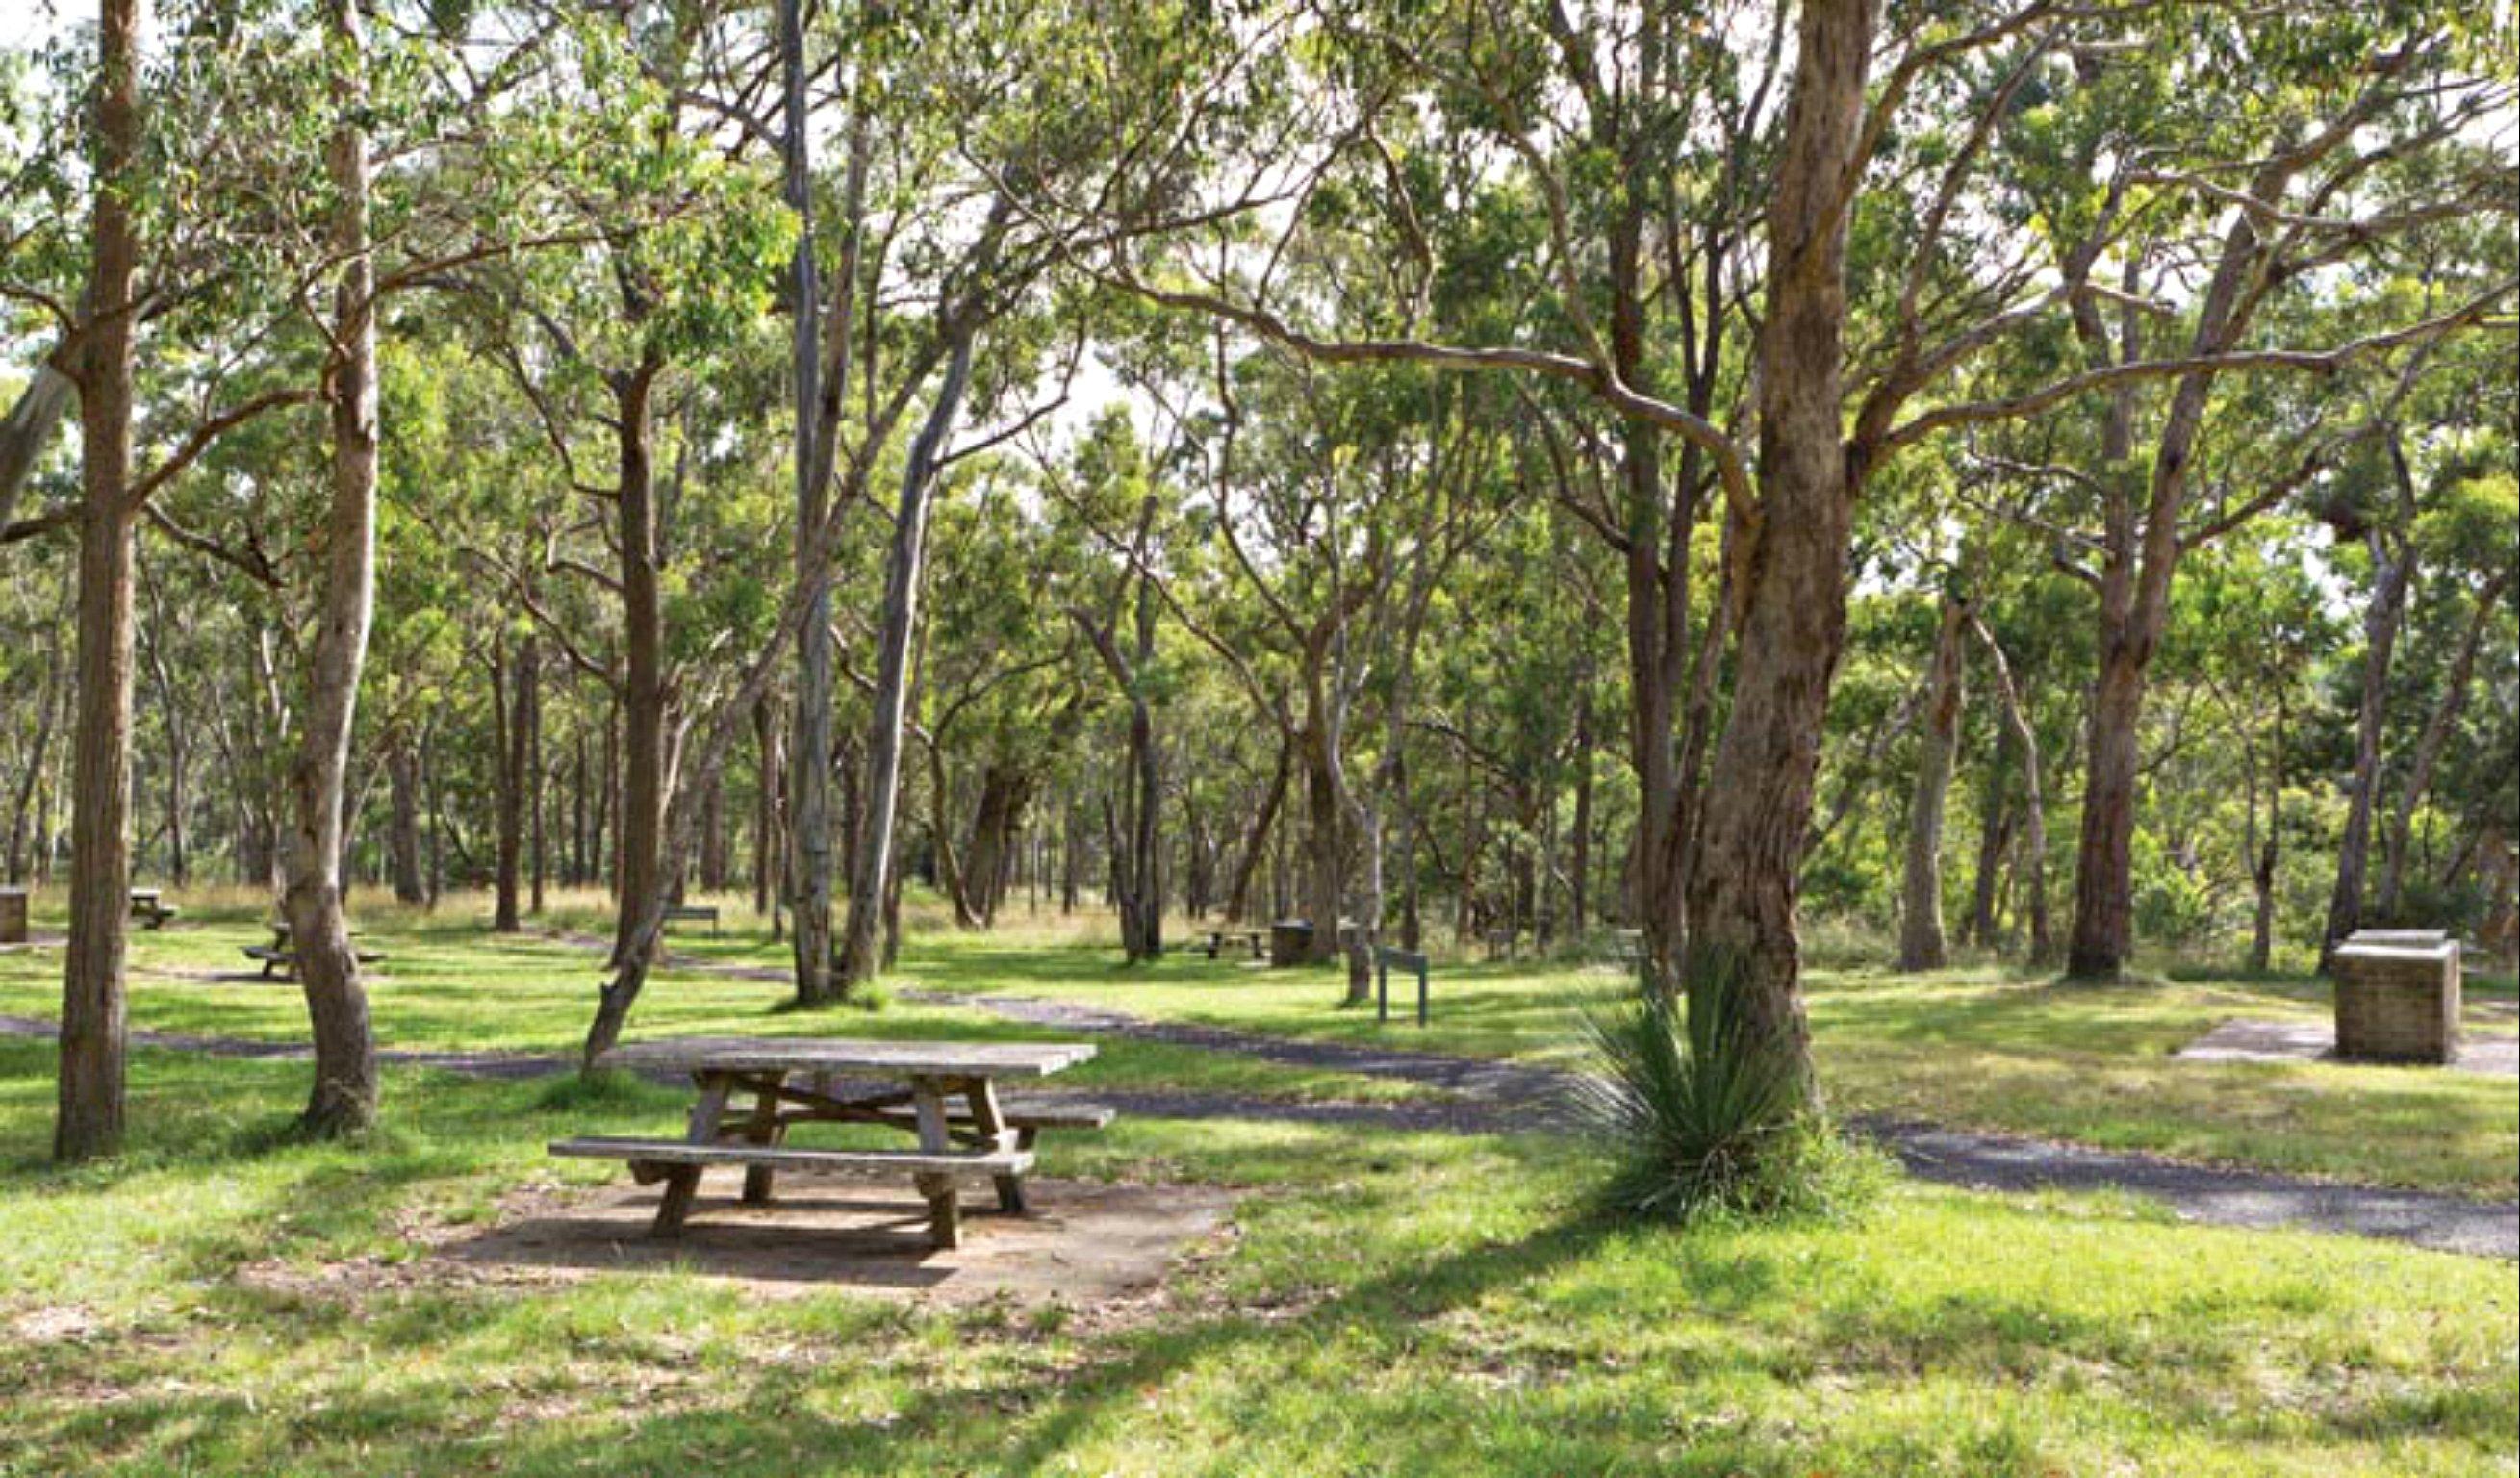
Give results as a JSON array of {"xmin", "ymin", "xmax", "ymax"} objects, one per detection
[
  {"xmin": 281, "ymin": 0, "xmax": 382, "ymax": 1135},
  {"xmin": 1897, "ymin": 593, "xmax": 1969, "ymax": 971},
  {"xmin": 55, "ymin": 0, "xmax": 144, "ymax": 1162}
]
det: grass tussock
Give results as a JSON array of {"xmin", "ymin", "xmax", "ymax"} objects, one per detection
[{"xmin": 1574, "ymin": 983, "xmax": 1887, "ymax": 1225}]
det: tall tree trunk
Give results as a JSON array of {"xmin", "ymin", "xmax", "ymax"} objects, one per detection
[
  {"xmin": 387, "ymin": 729, "xmax": 424, "ymax": 904},
  {"xmin": 7, "ymin": 628, "xmax": 63, "ymax": 883},
  {"xmin": 1223, "ymin": 732, "xmax": 1289, "ymax": 924},
  {"xmin": 2243, "ymin": 702, "xmax": 2282, "ymax": 974},
  {"xmin": 1299, "ymin": 722, "xmax": 1342, "ymax": 965},
  {"xmin": 1568, "ymin": 693, "xmax": 1593, "ymax": 936},
  {"xmin": 2321, "ymin": 532, "xmax": 2413, "ymax": 966},
  {"xmin": 610, "ymin": 365, "xmax": 669, "ymax": 964},
  {"xmin": 835, "ymin": 324, "xmax": 977, "ymax": 991},
  {"xmin": 282, "ymin": 0, "xmax": 382, "ymax": 1136},
  {"xmin": 1972, "ymin": 617, "xmax": 2049, "ymax": 964},
  {"xmin": 780, "ymin": 0, "xmax": 864, "ymax": 1007},
  {"xmin": 1679, "ymin": 0, "xmax": 1873, "ymax": 1105},
  {"xmin": 1964, "ymin": 726, "xmax": 2012, "ymax": 948},
  {"xmin": 527, "ymin": 655, "xmax": 545, "ymax": 915},
  {"xmin": 55, "ymin": 0, "xmax": 144, "ymax": 1162},
  {"xmin": 2378, "ymin": 568, "xmax": 2508, "ymax": 918},
  {"xmin": 752, "ymin": 693, "xmax": 784, "ymax": 935},
  {"xmin": 1896, "ymin": 592, "xmax": 1969, "ymax": 971},
  {"xmin": 492, "ymin": 638, "xmax": 523, "ymax": 931}
]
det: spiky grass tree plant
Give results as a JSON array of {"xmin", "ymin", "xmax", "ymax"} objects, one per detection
[{"xmin": 1573, "ymin": 966, "xmax": 1879, "ymax": 1223}]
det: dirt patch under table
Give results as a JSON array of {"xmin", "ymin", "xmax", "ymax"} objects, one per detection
[{"xmin": 437, "ymin": 1172, "xmax": 1239, "ymax": 1309}]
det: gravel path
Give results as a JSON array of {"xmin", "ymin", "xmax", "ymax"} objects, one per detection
[{"xmin": 6, "ymin": 976, "xmax": 2513, "ymax": 1257}]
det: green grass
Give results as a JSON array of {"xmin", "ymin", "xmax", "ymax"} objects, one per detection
[
  {"xmin": 897, "ymin": 930, "xmax": 2520, "ymax": 1200},
  {"xmin": 0, "ymin": 1034, "xmax": 2513, "ymax": 1476},
  {"xmin": 0, "ymin": 889, "xmax": 2512, "ymax": 1472}
]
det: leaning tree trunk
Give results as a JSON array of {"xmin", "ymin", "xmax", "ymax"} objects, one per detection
[
  {"xmin": 55, "ymin": 0, "xmax": 143, "ymax": 1162},
  {"xmin": 1677, "ymin": 0, "xmax": 1873, "ymax": 1108},
  {"xmin": 1896, "ymin": 592, "xmax": 1969, "ymax": 971},
  {"xmin": 835, "ymin": 324, "xmax": 977, "ymax": 992},
  {"xmin": 2321, "ymin": 533, "xmax": 2412, "ymax": 968},
  {"xmin": 0, "ymin": 361, "xmax": 74, "ymax": 536},
  {"xmin": 282, "ymin": 0, "xmax": 382, "ymax": 1136}
]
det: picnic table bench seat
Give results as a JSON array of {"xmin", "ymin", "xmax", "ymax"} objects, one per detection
[
  {"xmin": 661, "ymin": 904, "xmax": 721, "ymax": 933},
  {"xmin": 242, "ymin": 942, "xmax": 387, "ymax": 979},
  {"xmin": 996, "ymin": 1099, "xmax": 1115, "ymax": 1148},
  {"xmin": 549, "ymin": 1135, "xmax": 1034, "ymax": 1248},
  {"xmin": 1199, "ymin": 928, "xmax": 1265, "ymax": 961}
]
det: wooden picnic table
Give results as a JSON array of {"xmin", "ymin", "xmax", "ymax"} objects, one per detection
[
  {"xmin": 554, "ymin": 1036, "xmax": 1105, "ymax": 1250},
  {"xmin": 129, "ymin": 889, "xmax": 177, "ymax": 928}
]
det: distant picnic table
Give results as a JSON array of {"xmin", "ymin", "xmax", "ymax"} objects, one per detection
[
  {"xmin": 129, "ymin": 889, "xmax": 177, "ymax": 929},
  {"xmin": 1200, "ymin": 927, "xmax": 1264, "ymax": 961},
  {"xmin": 554, "ymin": 1037, "xmax": 1110, "ymax": 1250},
  {"xmin": 244, "ymin": 920, "xmax": 383, "ymax": 979}
]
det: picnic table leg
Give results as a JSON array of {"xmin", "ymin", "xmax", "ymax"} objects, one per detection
[
  {"xmin": 914, "ymin": 1172, "xmax": 961, "ymax": 1249},
  {"xmin": 650, "ymin": 1076, "xmax": 733, "ymax": 1237},
  {"xmin": 962, "ymin": 1080, "xmax": 1026, "ymax": 1214},
  {"xmin": 652, "ymin": 1165, "xmax": 702, "ymax": 1236},
  {"xmin": 739, "ymin": 1077, "xmax": 783, "ymax": 1205},
  {"xmin": 910, "ymin": 1079, "xmax": 961, "ymax": 1249}
]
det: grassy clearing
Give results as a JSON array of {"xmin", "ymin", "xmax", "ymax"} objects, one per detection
[
  {"xmin": 0, "ymin": 1029, "xmax": 2512, "ymax": 1476},
  {"xmin": 6, "ymin": 889, "xmax": 2514, "ymax": 1197},
  {"xmin": 899, "ymin": 930, "xmax": 2520, "ymax": 1200}
]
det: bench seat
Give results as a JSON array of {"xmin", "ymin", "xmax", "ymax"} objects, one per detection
[
  {"xmin": 242, "ymin": 943, "xmax": 386, "ymax": 978},
  {"xmin": 550, "ymin": 1134, "xmax": 1033, "ymax": 1248},
  {"xmin": 997, "ymin": 1100, "xmax": 1115, "ymax": 1148},
  {"xmin": 548, "ymin": 1134, "xmax": 1031, "ymax": 1179}
]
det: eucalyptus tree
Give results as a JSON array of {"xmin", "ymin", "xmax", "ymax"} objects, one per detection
[
  {"xmin": 11, "ymin": 0, "xmax": 335, "ymax": 1159},
  {"xmin": 1973, "ymin": 21, "xmax": 2517, "ymax": 977},
  {"xmin": 1045, "ymin": 0, "xmax": 2515, "ymax": 1115},
  {"xmin": 915, "ymin": 471, "xmax": 1085, "ymax": 931},
  {"xmin": 2318, "ymin": 332, "xmax": 2518, "ymax": 949},
  {"xmin": 2177, "ymin": 530, "xmax": 2335, "ymax": 970}
]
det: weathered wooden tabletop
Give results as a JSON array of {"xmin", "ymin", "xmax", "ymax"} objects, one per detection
[{"xmin": 593, "ymin": 1036, "xmax": 1096, "ymax": 1079}]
